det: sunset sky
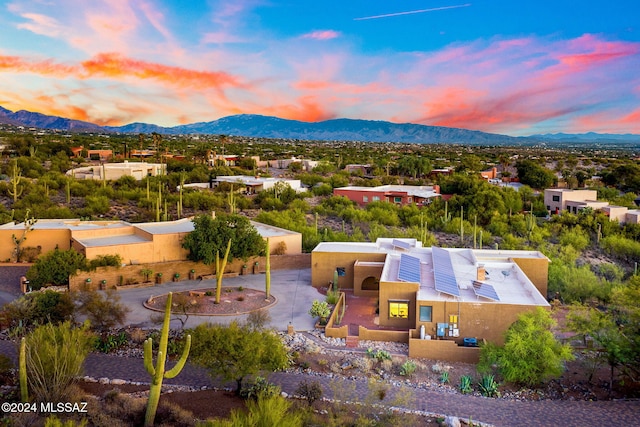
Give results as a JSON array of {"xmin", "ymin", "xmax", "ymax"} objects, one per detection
[{"xmin": 1, "ymin": 0, "xmax": 639, "ymax": 136}]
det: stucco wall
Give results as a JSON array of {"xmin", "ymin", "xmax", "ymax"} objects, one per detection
[
  {"xmin": 311, "ymin": 251, "xmax": 387, "ymax": 289},
  {"xmin": 408, "ymin": 335, "xmax": 480, "ymax": 363},
  {"xmin": 413, "ymin": 299, "xmax": 547, "ymax": 345},
  {"xmin": 512, "ymin": 257, "xmax": 549, "ymax": 297},
  {"xmin": 378, "ymin": 281, "xmax": 418, "ymax": 329},
  {"xmin": 0, "ymin": 228, "xmax": 71, "ymax": 261},
  {"xmin": 353, "ymin": 261, "xmax": 384, "ymax": 297},
  {"xmin": 69, "ymin": 253, "xmax": 311, "ymax": 291}
]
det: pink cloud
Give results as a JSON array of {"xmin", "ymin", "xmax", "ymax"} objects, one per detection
[{"xmin": 300, "ymin": 30, "xmax": 341, "ymax": 41}]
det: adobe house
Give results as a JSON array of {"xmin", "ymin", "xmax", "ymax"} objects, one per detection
[
  {"xmin": 312, "ymin": 239, "xmax": 550, "ymax": 362},
  {"xmin": 333, "ymin": 185, "xmax": 441, "ymax": 207},
  {"xmin": 0, "ymin": 217, "xmax": 302, "ymax": 264}
]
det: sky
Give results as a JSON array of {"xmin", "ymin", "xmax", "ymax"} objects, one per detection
[{"xmin": 0, "ymin": 0, "xmax": 639, "ymax": 136}]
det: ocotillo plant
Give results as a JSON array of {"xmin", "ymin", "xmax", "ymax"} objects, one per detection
[
  {"xmin": 144, "ymin": 292, "xmax": 191, "ymax": 427},
  {"xmin": 19, "ymin": 337, "xmax": 28, "ymax": 402}
]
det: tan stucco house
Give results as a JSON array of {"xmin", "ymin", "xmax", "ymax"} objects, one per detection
[
  {"xmin": 312, "ymin": 239, "xmax": 550, "ymax": 362},
  {"xmin": 0, "ymin": 217, "xmax": 302, "ymax": 264}
]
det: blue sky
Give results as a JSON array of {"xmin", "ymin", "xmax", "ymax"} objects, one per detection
[{"xmin": 0, "ymin": 1, "xmax": 639, "ymax": 136}]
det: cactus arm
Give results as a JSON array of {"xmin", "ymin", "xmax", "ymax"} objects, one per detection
[
  {"xmin": 19, "ymin": 337, "xmax": 28, "ymax": 402},
  {"xmin": 165, "ymin": 335, "xmax": 191, "ymax": 379},
  {"xmin": 143, "ymin": 338, "xmax": 155, "ymax": 376}
]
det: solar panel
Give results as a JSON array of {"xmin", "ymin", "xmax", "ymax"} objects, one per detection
[
  {"xmin": 398, "ymin": 253, "xmax": 421, "ymax": 283},
  {"xmin": 432, "ymin": 247, "xmax": 460, "ymax": 297},
  {"xmin": 392, "ymin": 239, "xmax": 413, "ymax": 250},
  {"xmin": 471, "ymin": 280, "xmax": 500, "ymax": 301}
]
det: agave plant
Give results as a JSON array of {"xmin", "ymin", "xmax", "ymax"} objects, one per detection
[
  {"xmin": 459, "ymin": 375, "xmax": 473, "ymax": 394},
  {"xmin": 478, "ymin": 374, "xmax": 499, "ymax": 397},
  {"xmin": 440, "ymin": 370, "xmax": 450, "ymax": 384}
]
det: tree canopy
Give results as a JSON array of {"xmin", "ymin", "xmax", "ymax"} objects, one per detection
[
  {"xmin": 182, "ymin": 213, "xmax": 266, "ymax": 264},
  {"xmin": 515, "ymin": 160, "xmax": 556, "ymax": 189},
  {"xmin": 188, "ymin": 321, "xmax": 289, "ymax": 394},
  {"xmin": 478, "ymin": 307, "xmax": 574, "ymax": 386}
]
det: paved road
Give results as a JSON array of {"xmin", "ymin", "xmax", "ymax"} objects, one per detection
[
  {"xmin": 1, "ymin": 339, "xmax": 638, "ymax": 427},
  {"xmin": 2, "ymin": 268, "xmax": 640, "ymax": 426}
]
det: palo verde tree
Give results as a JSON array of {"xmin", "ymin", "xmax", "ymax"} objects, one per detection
[
  {"xmin": 478, "ymin": 307, "xmax": 574, "ymax": 386},
  {"xmin": 182, "ymin": 213, "xmax": 265, "ymax": 303},
  {"xmin": 188, "ymin": 320, "xmax": 289, "ymax": 395}
]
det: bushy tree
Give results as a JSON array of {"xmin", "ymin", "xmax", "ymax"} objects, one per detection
[
  {"xmin": 478, "ymin": 307, "xmax": 574, "ymax": 386},
  {"xmin": 515, "ymin": 160, "xmax": 556, "ymax": 189},
  {"xmin": 182, "ymin": 213, "xmax": 266, "ymax": 264},
  {"xmin": 1, "ymin": 290, "xmax": 74, "ymax": 330},
  {"xmin": 26, "ymin": 248, "xmax": 87, "ymax": 289},
  {"xmin": 73, "ymin": 289, "xmax": 130, "ymax": 332},
  {"xmin": 188, "ymin": 321, "xmax": 289, "ymax": 395}
]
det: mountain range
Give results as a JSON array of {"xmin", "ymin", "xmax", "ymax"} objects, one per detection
[{"xmin": 1, "ymin": 105, "xmax": 638, "ymax": 145}]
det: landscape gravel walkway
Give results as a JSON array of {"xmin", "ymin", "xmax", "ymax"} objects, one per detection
[{"xmin": 1, "ymin": 339, "xmax": 638, "ymax": 427}]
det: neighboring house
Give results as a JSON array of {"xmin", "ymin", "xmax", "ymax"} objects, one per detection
[
  {"xmin": 345, "ymin": 164, "xmax": 373, "ymax": 175},
  {"xmin": 66, "ymin": 161, "xmax": 166, "ymax": 181},
  {"xmin": 544, "ymin": 189, "xmax": 599, "ymax": 214},
  {"xmin": 209, "ymin": 175, "xmax": 303, "ymax": 194},
  {"xmin": 0, "ymin": 217, "xmax": 302, "ymax": 264},
  {"xmin": 268, "ymin": 157, "xmax": 319, "ymax": 171},
  {"xmin": 312, "ymin": 239, "xmax": 550, "ymax": 362},
  {"xmin": 544, "ymin": 188, "xmax": 640, "ymax": 223},
  {"xmin": 480, "ymin": 167, "xmax": 498, "ymax": 180},
  {"xmin": 70, "ymin": 146, "xmax": 113, "ymax": 161},
  {"xmin": 334, "ymin": 185, "xmax": 440, "ymax": 207}
]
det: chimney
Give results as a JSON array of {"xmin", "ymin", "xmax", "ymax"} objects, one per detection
[{"xmin": 477, "ymin": 264, "xmax": 486, "ymax": 281}]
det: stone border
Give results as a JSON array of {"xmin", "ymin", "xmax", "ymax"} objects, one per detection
[{"xmin": 142, "ymin": 288, "xmax": 278, "ymax": 316}]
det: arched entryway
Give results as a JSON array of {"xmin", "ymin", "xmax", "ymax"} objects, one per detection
[{"xmin": 361, "ymin": 276, "xmax": 379, "ymax": 291}]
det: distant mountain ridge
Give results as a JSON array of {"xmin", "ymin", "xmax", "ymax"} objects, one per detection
[{"xmin": 1, "ymin": 105, "xmax": 638, "ymax": 144}]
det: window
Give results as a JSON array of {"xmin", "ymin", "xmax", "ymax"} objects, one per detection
[
  {"xmin": 372, "ymin": 196, "xmax": 380, "ymax": 201},
  {"xmin": 408, "ymin": 197, "xmax": 412, "ymax": 203},
  {"xmin": 419, "ymin": 306, "xmax": 432, "ymax": 322},
  {"xmin": 552, "ymin": 195, "xmax": 560, "ymax": 202},
  {"xmin": 394, "ymin": 197, "xmax": 402, "ymax": 203},
  {"xmin": 363, "ymin": 196, "xmax": 369, "ymax": 202},
  {"xmin": 389, "ymin": 300, "xmax": 409, "ymax": 319}
]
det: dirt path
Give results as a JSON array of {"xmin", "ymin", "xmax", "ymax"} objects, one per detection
[{"xmin": 1, "ymin": 339, "xmax": 638, "ymax": 426}]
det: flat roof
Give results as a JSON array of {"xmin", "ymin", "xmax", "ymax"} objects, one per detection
[
  {"xmin": 75, "ymin": 234, "xmax": 150, "ymax": 247},
  {"xmin": 0, "ymin": 219, "xmax": 130, "ymax": 231},
  {"xmin": 381, "ymin": 247, "xmax": 548, "ymax": 306}
]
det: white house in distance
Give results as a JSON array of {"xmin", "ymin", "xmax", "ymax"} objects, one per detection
[
  {"xmin": 183, "ymin": 176, "xmax": 302, "ymax": 194},
  {"xmin": 544, "ymin": 188, "xmax": 640, "ymax": 224},
  {"xmin": 66, "ymin": 161, "xmax": 166, "ymax": 181}
]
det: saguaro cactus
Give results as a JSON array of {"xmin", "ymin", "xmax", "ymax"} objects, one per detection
[
  {"xmin": 19, "ymin": 337, "xmax": 28, "ymax": 402},
  {"xmin": 265, "ymin": 238, "xmax": 271, "ymax": 300},
  {"xmin": 144, "ymin": 292, "xmax": 191, "ymax": 426}
]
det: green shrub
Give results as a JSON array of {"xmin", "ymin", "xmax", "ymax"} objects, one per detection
[
  {"xmin": 295, "ymin": 379, "xmax": 323, "ymax": 407},
  {"xmin": 478, "ymin": 308, "xmax": 574, "ymax": 386},
  {"xmin": 25, "ymin": 321, "xmax": 94, "ymax": 402},
  {"xmin": 439, "ymin": 371, "xmax": 450, "ymax": 384},
  {"xmin": 325, "ymin": 289, "xmax": 340, "ymax": 305},
  {"xmin": 399, "ymin": 360, "xmax": 417, "ymax": 377},
  {"xmin": 199, "ymin": 393, "xmax": 302, "ymax": 427},
  {"xmin": 239, "ymin": 376, "xmax": 280, "ymax": 401},
  {"xmin": 366, "ymin": 348, "xmax": 391, "ymax": 362}
]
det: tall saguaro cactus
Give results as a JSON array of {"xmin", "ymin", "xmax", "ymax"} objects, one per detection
[
  {"xmin": 265, "ymin": 238, "xmax": 271, "ymax": 300},
  {"xmin": 144, "ymin": 292, "xmax": 191, "ymax": 427},
  {"xmin": 215, "ymin": 240, "xmax": 232, "ymax": 304},
  {"xmin": 19, "ymin": 337, "xmax": 28, "ymax": 402}
]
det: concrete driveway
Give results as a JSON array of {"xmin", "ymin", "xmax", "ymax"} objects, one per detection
[{"xmin": 112, "ymin": 268, "xmax": 321, "ymax": 332}]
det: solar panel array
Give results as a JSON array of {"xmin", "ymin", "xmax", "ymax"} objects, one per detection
[
  {"xmin": 432, "ymin": 247, "xmax": 460, "ymax": 297},
  {"xmin": 392, "ymin": 239, "xmax": 412, "ymax": 250},
  {"xmin": 397, "ymin": 253, "xmax": 421, "ymax": 283},
  {"xmin": 471, "ymin": 280, "xmax": 501, "ymax": 301}
]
